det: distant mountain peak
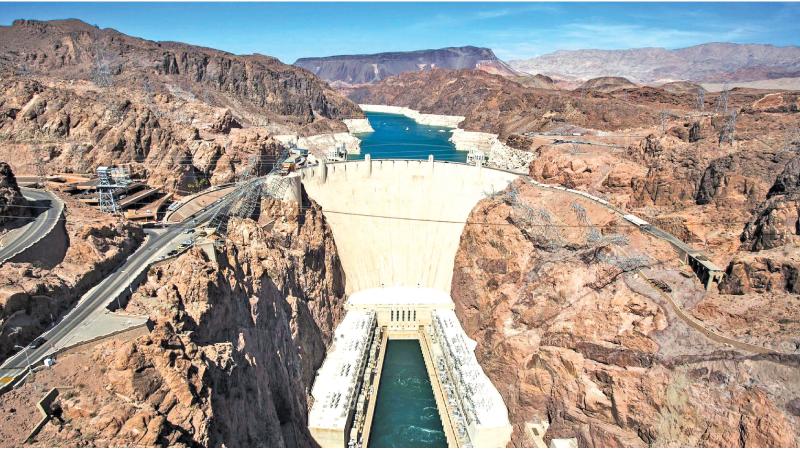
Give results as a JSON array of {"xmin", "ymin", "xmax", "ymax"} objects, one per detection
[{"xmin": 294, "ymin": 46, "xmax": 518, "ymax": 85}]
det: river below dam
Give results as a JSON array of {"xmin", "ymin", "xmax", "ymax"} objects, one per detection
[
  {"xmin": 353, "ymin": 112, "xmax": 467, "ymax": 162},
  {"xmin": 368, "ymin": 340, "xmax": 447, "ymax": 448}
]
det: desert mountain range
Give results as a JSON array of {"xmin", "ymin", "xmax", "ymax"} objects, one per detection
[
  {"xmin": 294, "ymin": 45, "xmax": 518, "ymax": 84},
  {"xmin": 510, "ymin": 43, "xmax": 800, "ymax": 83}
]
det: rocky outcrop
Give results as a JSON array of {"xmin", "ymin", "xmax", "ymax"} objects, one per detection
[
  {"xmin": 719, "ymin": 251, "xmax": 800, "ymax": 295},
  {"xmin": 0, "ymin": 79, "xmax": 287, "ymax": 194},
  {"xmin": 450, "ymin": 180, "xmax": 799, "ymax": 447},
  {"xmin": 0, "ymin": 162, "xmax": 29, "ymax": 228},
  {"xmin": 32, "ymin": 194, "xmax": 346, "ymax": 446},
  {"xmin": 577, "ymin": 76, "xmax": 638, "ymax": 93},
  {"xmin": 741, "ymin": 155, "xmax": 800, "ymax": 251}
]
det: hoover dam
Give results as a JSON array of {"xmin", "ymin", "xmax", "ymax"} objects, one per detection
[{"xmin": 296, "ymin": 111, "xmax": 517, "ymax": 448}]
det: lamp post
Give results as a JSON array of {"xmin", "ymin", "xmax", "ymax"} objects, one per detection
[{"xmin": 13, "ymin": 344, "xmax": 32, "ymax": 377}]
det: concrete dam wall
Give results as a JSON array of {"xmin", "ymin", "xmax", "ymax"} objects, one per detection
[{"xmin": 299, "ymin": 159, "xmax": 519, "ymax": 294}]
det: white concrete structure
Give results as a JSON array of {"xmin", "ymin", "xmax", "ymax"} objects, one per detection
[
  {"xmin": 359, "ymin": 104, "xmax": 465, "ymax": 128},
  {"xmin": 450, "ymin": 129, "xmax": 534, "ymax": 171},
  {"xmin": 309, "ymin": 311, "xmax": 377, "ymax": 447},
  {"xmin": 430, "ymin": 309, "xmax": 513, "ymax": 448},
  {"xmin": 343, "ymin": 118, "xmax": 374, "ymax": 134},
  {"xmin": 275, "ymin": 132, "xmax": 362, "ymax": 157},
  {"xmin": 347, "ymin": 287, "xmax": 454, "ymax": 331},
  {"xmin": 300, "ymin": 159, "xmax": 518, "ymax": 294}
]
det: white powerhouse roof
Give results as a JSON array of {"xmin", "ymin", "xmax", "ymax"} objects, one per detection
[
  {"xmin": 308, "ymin": 310, "xmax": 376, "ymax": 431},
  {"xmin": 434, "ymin": 309, "xmax": 510, "ymax": 428},
  {"xmin": 347, "ymin": 287, "xmax": 454, "ymax": 308}
]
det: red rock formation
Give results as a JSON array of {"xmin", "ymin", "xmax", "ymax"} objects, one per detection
[{"xmin": 0, "ymin": 162, "xmax": 29, "ymax": 228}]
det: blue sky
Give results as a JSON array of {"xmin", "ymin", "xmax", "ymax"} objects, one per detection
[{"xmin": 1, "ymin": 2, "xmax": 798, "ymax": 62}]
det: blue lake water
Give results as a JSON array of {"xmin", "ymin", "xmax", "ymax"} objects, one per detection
[
  {"xmin": 367, "ymin": 340, "xmax": 447, "ymax": 448},
  {"xmin": 352, "ymin": 112, "xmax": 467, "ymax": 163}
]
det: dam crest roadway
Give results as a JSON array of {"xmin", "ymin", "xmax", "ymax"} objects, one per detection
[{"xmin": 297, "ymin": 158, "xmax": 517, "ymax": 448}]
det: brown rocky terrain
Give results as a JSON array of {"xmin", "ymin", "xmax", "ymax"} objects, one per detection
[
  {"xmin": 0, "ymin": 192, "xmax": 143, "ymax": 363},
  {"xmin": 349, "ymin": 69, "xmax": 675, "ymax": 142},
  {"xmin": 0, "ymin": 19, "xmax": 361, "ymax": 194},
  {"xmin": 0, "ymin": 192, "xmax": 346, "ymax": 447},
  {"xmin": 578, "ymin": 76, "xmax": 638, "ymax": 93},
  {"xmin": 355, "ymin": 66, "xmax": 800, "ymax": 446},
  {"xmin": 451, "ymin": 180, "xmax": 800, "ymax": 447}
]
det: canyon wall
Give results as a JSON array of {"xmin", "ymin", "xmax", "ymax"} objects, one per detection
[
  {"xmin": 23, "ymin": 194, "xmax": 346, "ymax": 446},
  {"xmin": 450, "ymin": 179, "xmax": 800, "ymax": 447}
]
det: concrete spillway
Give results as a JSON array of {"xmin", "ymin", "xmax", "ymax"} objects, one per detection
[{"xmin": 299, "ymin": 158, "xmax": 519, "ymax": 294}]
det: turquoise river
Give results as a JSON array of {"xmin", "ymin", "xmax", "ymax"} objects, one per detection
[{"xmin": 367, "ymin": 340, "xmax": 447, "ymax": 448}]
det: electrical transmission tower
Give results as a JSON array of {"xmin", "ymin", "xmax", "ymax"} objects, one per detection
[
  {"xmin": 659, "ymin": 110, "xmax": 669, "ymax": 134},
  {"xmin": 208, "ymin": 149, "xmax": 291, "ymax": 240},
  {"xmin": 715, "ymin": 84, "xmax": 729, "ymax": 115},
  {"xmin": 696, "ymin": 89, "xmax": 705, "ymax": 112},
  {"xmin": 97, "ymin": 166, "xmax": 123, "ymax": 213}
]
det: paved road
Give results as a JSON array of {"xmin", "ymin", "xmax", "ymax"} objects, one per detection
[
  {"xmin": 0, "ymin": 188, "xmax": 64, "ymax": 265},
  {"xmin": 0, "ymin": 183, "xmax": 245, "ymax": 387}
]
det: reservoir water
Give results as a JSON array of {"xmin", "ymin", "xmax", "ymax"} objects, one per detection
[
  {"xmin": 368, "ymin": 340, "xmax": 447, "ymax": 448},
  {"xmin": 354, "ymin": 112, "xmax": 467, "ymax": 162}
]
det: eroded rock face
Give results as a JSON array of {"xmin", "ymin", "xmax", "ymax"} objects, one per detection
[
  {"xmin": 0, "ymin": 19, "xmax": 360, "ymax": 125},
  {"xmin": 34, "ymin": 195, "xmax": 346, "ymax": 447},
  {"xmin": 741, "ymin": 155, "xmax": 800, "ymax": 251},
  {"xmin": 450, "ymin": 181, "xmax": 799, "ymax": 447},
  {"xmin": 0, "ymin": 162, "xmax": 29, "ymax": 228},
  {"xmin": 0, "ymin": 79, "xmax": 290, "ymax": 194},
  {"xmin": 719, "ymin": 252, "xmax": 800, "ymax": 295}
]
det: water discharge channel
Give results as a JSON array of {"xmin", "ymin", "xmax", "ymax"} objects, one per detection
[{"xmin": 367, "ymin": 340, "xmax": 447, "ymax": 448}]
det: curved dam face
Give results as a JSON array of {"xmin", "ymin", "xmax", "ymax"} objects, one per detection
[{"xmin": 299, "ymin": 159, "xmax": 518, "ymax": 294}]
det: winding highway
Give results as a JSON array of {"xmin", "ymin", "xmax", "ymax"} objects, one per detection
[
  {"xmin": 0, "ymin": 183, "xmax": 246, "ymax": 389},
  {"xmin": 0, "ymin": 188, "xmax": 64, "ymax": 265}
]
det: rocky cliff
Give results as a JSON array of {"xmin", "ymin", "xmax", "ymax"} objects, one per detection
[
  {"xmin": 295, "ymin": 46, "xmax": 517, "ymax": 85},
  {"xmin": 0, "ymin": 162, "xmax": 30, "ymax": 228},
  {"xmin": 451, "ymin": 180, "xmax": 800, "ymax": 447},
  {"xmin": 22, "ymin": 192, "xmax": 346, "ymax": 446},
  {"xmin": 0, "ymin": 19, "xmax": 360, "ymax": 125}
]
